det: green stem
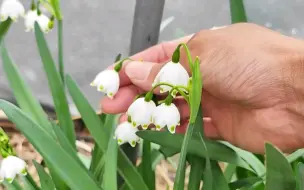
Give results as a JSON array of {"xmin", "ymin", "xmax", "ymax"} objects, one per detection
[
  {"xmin": 175, "ymin": 43, "xmax": 194, "ymax": 72},
  {"xmin": 151, "ymin": 82, "xmax": 188, "ymax": 93},
  {"xmin": 58, "ymin": 20, "xmax": 64, "ymax": 84}
]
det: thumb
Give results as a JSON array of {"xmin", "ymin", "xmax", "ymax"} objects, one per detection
[{"xmin": 125, "ymin": 61, "xmax": 165, "ymax": 92}]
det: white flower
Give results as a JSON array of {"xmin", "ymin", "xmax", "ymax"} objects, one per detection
[
  {"xmin": 37, "ymin": 14, "xmax": 51, "ymax": 33},
  {"xmin": 152, "ymin": 103, "xmax": 180, "ymax": 134},
  {"xmin": 127, "ymin": 97, "xmax": 156, "ymax": 129},
  {"xmin": 90, "ymin": 70, "xmax": 120, "ymax": 99},
  {"xmin": 0, "ymin": 0, "xmax": 25, "ymax": 22},
  {"xmin": 0, "ymin": 156, "xmax": 27, "ymax": 183},
  {"xmin": 152, "ymin": 61, "xmax": 189, "ymax": 94},
  {"xmin": 114, "ymin": 121, "xmax": 140, "ymax": 147},
  {"xmin": 24, "ymin": 10, "xmax": 38, "ymax": 32},
  {"xmin": 24, "ymin": 10, "xmax": 52, "ymax": 33}
]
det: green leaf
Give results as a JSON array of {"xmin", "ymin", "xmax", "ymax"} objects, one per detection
[
  {"xmin": 265, "ymin": 143, "xmax": 296, "ymax": 190},
  {"xmin": 137, "ymin": 131, "xmax": 252, "ymax": 171},
  {"xmin": 25, "ymin": 174, "xmax": 40, "ymax": 190},
  {"xmin": 220, "ymin": 142, "xmax": 265, "ymax": 176},
  {"xmin": 288, "ymin": 149, "xmax": 304, "ymax": 163},
  {"xmin": 103, "ymin": 122, "xmax": 118, "ymax": 190},
  {"xmin": 77, "ymin": 153, "xmax": 91, "ymax": 169},
  {"xmin": 296, "ymin": 162, "xmax": 304, "ymax": 190},
  {"xmin": 0, "ymin": 19, "xmax": 12, "ymax": 42},
  {"xmin": 229, "ymin": 0, "xmax": 248, "ymax": 23},
  {"xmin": 0, "ymin": 100, "xmax": 100, "ymax": 190},
  {"xmin": 1, "ymin": 44, "xmax": 54, "ymax": 136},
  {"xmin": 141, "ymin": 140, "xmax": 155, "ymax": 190},
  {"xmin": 66, "ymin": 75, "xmax": 148, "ymax": 190},
  {"xmin": 188, "ymin": 156, "xmax": 204, "ymax": 190},
  {"xmin": 189, "ymin": 57, "xmax": 203, "ymax": 124},
  {"xmin": 210, "ymin": 161, "xmax": 230, "ymax": 190},
  {"xmin": 3, "ymin": 180, "xmax": 23, "ymax": 190},
  {"xmin": 224, "ymin": 164, "xmax": 236, "ymax": 182},
  {"xmin": 34, "ymin": 23, "xmax": 76, "ymax": 148},
  {"xmin": 229, "ymin": 177, "xmax": 263, "ymax": 190},
  {"xmin": 57, "ymin": 20, "xmax": 64, "ymax": 83},
  {"xmin": 33, "ymin": 160, "xmax": 56, "ymax": 190}
]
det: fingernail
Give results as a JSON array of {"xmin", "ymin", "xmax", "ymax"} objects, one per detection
[{"xmin": 125, "ymin": 61, "xmax": 153, "ymax": 81}]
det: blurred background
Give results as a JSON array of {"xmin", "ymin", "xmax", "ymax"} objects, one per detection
[{"xmin": 0, "ymin": 0, "xmax": 303, "ymax": 113}]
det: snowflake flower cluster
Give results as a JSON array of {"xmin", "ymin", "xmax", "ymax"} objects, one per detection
[
  {"xmin": 91, "ymin": 50, "xmax": 192, "ymax": 147},
  {"xmin": 0, "ymin": 0, "xmax": 53, "ymax": 33}
]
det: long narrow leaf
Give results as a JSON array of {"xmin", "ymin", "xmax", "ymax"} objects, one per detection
[
  {"xmin": 265, "ymin": 143, "xmax": 296, "ymax": 190},
  {"xmin": 296, "ymin": 162, "xmax": 304, "ymax": 190},
  {"xmin": 1, "ymin": 45, "xmax": 54, "ymax": 136},
  {"xmin": 229, "ymin": 0, "xmax": 248, "ymax": 23},
  {"xmin": 0, "ymin": 100, "xmax": 100, "ymax": 190},
  {"xmin": 103, "ymin": 121, "xmax": 118, "ymax": 190},
  {"xmin": 210, "ymin": 161, "xmax": 230, "ymax": 190},
  {"xmin": 137, "ymin": 131, "xmax": 252, "ymax": 171},
  {"xmin": 66, "ymin": 75, "xmax": 148, "ymax": 190},
  {"xmin": 33, "ymin": 160, "xmax": 56, "ymax": 190},
  {"xmin": 288, "ymin": 149, "xmax": 304, "ymax": 163},
  {"xmin": 34, "ymin": 23, "xmax": 76, "ymax": 148},
  {"xmin": 141, "ymin": 140, "xmax": 155, "ymax": 189},
  {"xmin": 188, "ymin": 156, "xmax": 204, "ymax": 190},
  {"xmin": 0, "ymin": 19, "xmax": 12, "ymax": 42}
]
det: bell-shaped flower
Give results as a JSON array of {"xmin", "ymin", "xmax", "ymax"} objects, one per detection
[
  {"xmin": 0, "ymin": 156, "xmax": 27, "ymax": 183},
  {"xmin": 90, "ymin": 69, "xmax": 120, "ymax": 99},
  {"xmin": 24, "ymin": 10, "xmax": 38, "ymax": 32},
  {"xmin": 152, "ymin": 61, "xmax": 189, "ymax": 94},
  {"xmin": 152, "ymin": 103, "xmax": 180, "ymax": 134},
  {"xmin": 24, "ymin": 10, "xmax": 52, "ymax": 33},
  {"xmin": 0, "ymin": 0, "xmax": 25, "ymax": 22},
  {"xmin": 127, "ymin": 97, "xmax": 156, "ymax": 129},
  {"xmin": 114, "ymin": 121, "xmax": 140, "ymax": 147}
]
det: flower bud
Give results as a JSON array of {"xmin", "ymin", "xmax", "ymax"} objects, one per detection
[
  {"xmin": 0, "ymin": 0, "xmax": 25, "ymax": 22},
  {"xmin": 0, "ymin": 156, "xmax": 27, "ymax": 183},
  {"xmin": 90, "ymin": 70, "xmax": 120, "ymax": 99},
  {"xmin": 152, "ymin": 61, "xmax": 189, "ymax": 94},
  {"xmin": 114, "ymin": 121, "xmax": 140, "ymax": 147},
  {"xmin": 152, "ymin": 103, "xmax": 180, "ymax": 134},
  {"xmin": 127, "ymin": 97, "xmax": 156, "ymax": 129}
]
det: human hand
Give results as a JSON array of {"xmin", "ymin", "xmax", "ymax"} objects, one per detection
[{"xmin": 101, "ymin": 23, "xmax": 304, "ymax": 154}]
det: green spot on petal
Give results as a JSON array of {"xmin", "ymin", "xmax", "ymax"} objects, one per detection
[
  {"xmin": 117, "ymin": 139, "xmax": 123, "ymax": 144},
  {"xmin": 21, "ymin": 168, "xmax": 27, "ymax": 175},
  {"xmin": 156, "ymin": 125, "xmax": 161, "ymax": 130},
  {"xmin": 109, "ymin": 92, "xmax": 113, "ymax": 96},
  {"xmin": 130, "ymin": 140, "xmax": 136, "ymax": 147},
  {"xmin": 99, "ymin": 85, "xmax": 104, "ymax": 90},
  {"xmin": 169, "ymin": 126, "xmax": 176, "ymax": 134},
  {"xmin": 132, "ymin": 122, "xmax": 137, "ymax": 127},
  {"xmin": 6, "ymin": 178, "xmax": 13, "ymax": 183},
  {"xmin": 142, "ymin": 124, "xmax": 148, "ymax": 129}
]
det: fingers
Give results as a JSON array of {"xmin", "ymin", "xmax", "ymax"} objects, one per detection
[
  {"xmin": 108, "ymin": 35, "xmax": 193, "ymax": 88},
  {"xmin": 100, "ymin": 85, "xmax": 143, "ymax": 114}
]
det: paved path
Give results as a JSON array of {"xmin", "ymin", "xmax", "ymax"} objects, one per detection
[{"xmin": 0, "ymin": 0, "xmax": 303, "ymax": 113}]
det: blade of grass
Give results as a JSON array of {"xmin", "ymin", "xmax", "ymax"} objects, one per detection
[
  {"xmin": 188, "ymin": 156, "xmax": 204, "ymax": 190},
  {"xmin": 210, "ymin": 161, "xmax": 230, "ymax": 190},
  {"xmin": 141, "ymin": 140, "xmax": 155, "ymax": 190},
  {"xmin": 0, "ymin": 100, "xmax": 101, "ymax": 190},
  {"xmin": 137, "ymin": 131, "xmax": 252, "ymax": 171},
  {"xmin": 66, "ymin": 75, "xmax": 148, "ymax": 190},
  {"xmin": 229, "ymin": 0, "xmax": 248, "ymax": 23},
  {"xmin": 265, "ymin": 143, "xmax": 296, "ymax": 190},
  {"xmin": 0, "ymin": 19, "xmax": 12, "ymax": 42},
  {"xmin": 34, "ymin": 23, "xmax": 76, "ymax": 148},
  {"xmin": 103, "ymin": 122, "xmax": 118, "ymax": 190},
  {"xmin": 288, "ymin": 149, "xmax": 304, "ymax": 163},
  {"xmin": 1, "ymin": 44, "xmax": 54, "ymax": 136},
  {"xmin": 296, "ymin": 162, "xmax": 304, "ymax": 190},
  {"xmin": 224, "ymin": 164, "xmax": 236, "ymax": 182},
  {"xmin": 57, "ymin": 20, "xmax": 64, "ymax": 83},
  {"xmin": 229, "ymin": 177, "xmax": 263, "ymax": 190},
  {"xmin": 33, "ymin": 160, "xmax": 56, "ymax": 190}
]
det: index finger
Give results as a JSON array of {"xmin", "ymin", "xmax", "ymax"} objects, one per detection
[{"xmin": 109, "ymin": 34, "xmax": 194, "ymax": 87}]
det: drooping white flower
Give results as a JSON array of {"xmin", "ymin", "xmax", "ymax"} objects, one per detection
[
  {"xmin": 36, "ymin": 14, "xmax": 51, "ymax": 33},
  {"xmin": 114, "ymin": 121, "xmax": 140, "ymax": 147},
  {"xmin": 152, "ymin": 103, "xmax": 180, "ymax": 134},
  {"xmin": 90, "ymin": 70, "xmax": 120, "ymax": 99},
  {"xmin": 0, "ymin": 156, "xmax": 27, "ymax": 183},
  {"xmin": 0, "ymin": 0, "xmax": 25, "ymax": 22},
  {"xmin": 152, "ymin": 61, "xmax": 189, "ymax": 94},
  {"xmin": 127, "ymin": 97, "xmax": 156, "ymax": 129}
]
